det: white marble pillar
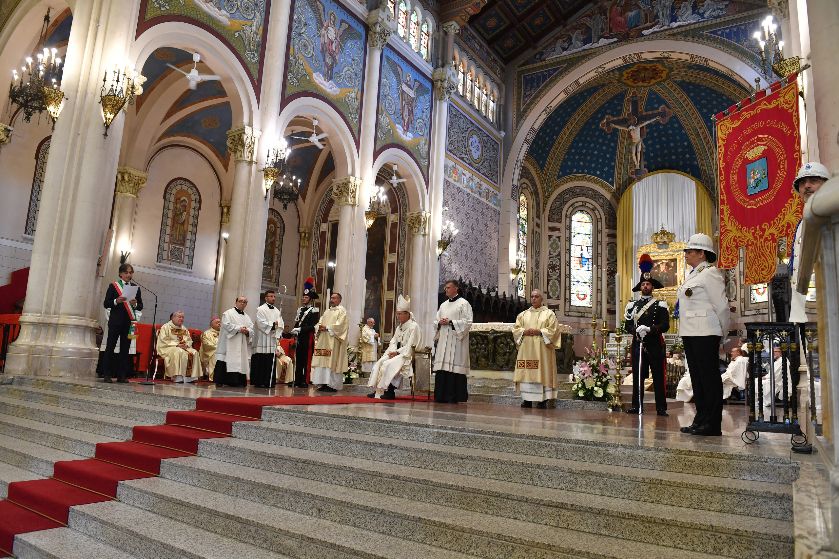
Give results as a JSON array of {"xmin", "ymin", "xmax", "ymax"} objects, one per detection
[
  {"xmin": 218, "ymin": 126, "xmax": 260, "ymax": 312},
  {"xmin": 407, "ymin": 210, "xmax": 433, "ymax": 342},
  {"xmin": 6, "ymin": 0, "xmax": 141, "ymax": 377},
  {"xmin": 106, "ymin": 167, "xmax": 147, "ymax": 279},
  {"xmin": 806, "ymin": 0, "xmax": 839, "ymax": 172}
]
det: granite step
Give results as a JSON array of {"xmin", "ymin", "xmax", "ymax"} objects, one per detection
[
  {"xmin": 117, "ymin": 474, "xmax": 727, "ymax": 559},
  {"xmin": 197, "ymin": 435, "xmax": 790, "ymax": 521},
  {"xmin": 0, "ymin": 395, "xmax": 144, "ymax": 440},
  {"xmin": 68, "ymin": 500, "xmax": 290, "ymax": 559},
  {"xmin": 259, "ymin": 408, "xmax": 797, "ymax": 483},
  {"xmin": 13, "ymin": 527, "xmax": 139, "ymax": 559},
  {"xmin": 155, "ymin": 454, "xmax": 790, "ymax": 558},
  {"xmin": 0, "ymin": 385, "xmax": 171, "ymax": 425},
  {"xmin": 0, "ymin": 432, "xmax": 81, "ymax": 477},
  {"xmin": 0, "ymin": 413, "xmax": 120, "ymax": 458},
  {"xmin": 0, "ymin": 461, "xmax": 41, "ymax": 498}
]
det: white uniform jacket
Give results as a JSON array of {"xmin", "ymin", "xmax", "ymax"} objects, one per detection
[{"xmin": 677, "ymin": 262, "xmax": 729, "ymax": 338}]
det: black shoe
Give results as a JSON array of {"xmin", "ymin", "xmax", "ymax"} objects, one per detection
[
  {"xmin": 521, "ymin": 401, "xmax": 533, "ymax": 408},
  {"xmin": 286, "ymin": 382, "xmax": 293, "ymax": 387},
  {"xmin": 367, "ymin": 392, "xmax": 376, "ymax": 398},
  {"xmin": 322, "ymin": 386, "xmax": 338, "ymax": 393},
  {"xmin": 625, "ymin": 408, "xmax": 639, "ymax": 414},
  {"xmin": 316, "ymin": 385, "xmax": 327, "ymax": 392},
  {"xmin": 536, "ymin": 401, "xmax": 547, "ymax": 409},
  {"xmin": 381, "ymin": 390, "xmax": 396, "ymax": 400},
  {"xmin": 103, "ymin": 378, "xmax": 113, "ymax": 383},
  {"xmin": 656, "ymin": 410, "xmax": 668, "ymax": 417},
  {"xmin": 680, "ymin": 425, "xmax": 697, "ymax": 434},
  {"xmin": 116, "ymin": 378, "xmax": 129, "ymax": 384},
  {"xmin": 691, "ymin": 426, "xmax": 722, "ymax": 436},
  {"xmin": 294, "ymin": 382, "xmax": 308, "ymax": 388}
]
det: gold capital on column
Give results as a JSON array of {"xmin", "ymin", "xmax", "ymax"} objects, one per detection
[
  {"xmin": 0, "ymin": 123, "xmax": 12, "ymax": 146},
  {"xmin": 441, "ymin": 21, "xmax": 461, "ymax": 35},
  {"xmin": 220, "ymin": 202, "xmax": 231, "ymax": 224},
  {"xmin": 367, "ymin": 8, "xmax": 395, "ymax": 49},
  {"xmin": 433, "ymin": 66, "xmax": 459, "ymax": 102},
  {"xmin": 115, "ymin": 167, "xmax": 148, "ymax": 197},
  {"xmin": 299, "ymin": 229, "xmax": 311, "ymax": 247},
  {"xmin": 226, "ymin": 125, "xmax": 260, "ymax": 162},
  {"xmin": 331, "ymin": 176, "xmax": 362, "ymax": 206},
  {"xmin": 407, "ymin": 211, "xmax": 431, "ymax": 235}
]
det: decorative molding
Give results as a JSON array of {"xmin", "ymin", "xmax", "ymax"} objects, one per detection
[
  {"xmin": 299, "ymin": 229, "xmax": 311, "ymax": 248},
  {"xmin": 115, "ymin": 167, "xmax": 148, "ymax": 197},
  {"xmin": 442, "ymin": 21, "xmax": 461, "ymax": 35},
  {"xmin": 440, "ymin": 1, "xmax": 486, "ymax": 29},
  {"xmin": 433, "ymin": 65, "xmax": 459, "ymax": 102},
  {"xmin": 0, "ymin": 123, "xmax": 12, "ymax": 146},
  {"xmin": 220, "ymin": 203, "xmax": 231, "ymax": 224},
  {"xmin": 367, "ymin": 8, "xmax": 395, "ymax": 50},
  {"xmin": 331, "ymin": 176, "xmax": 362, "ymax": 206},
  {"xmin": 225, "ymin": 126, "xmax": 260, "ymax": 163},
  {"xmin": 406, "ymin": 211, "xmax": 431, "ymax": 235}
]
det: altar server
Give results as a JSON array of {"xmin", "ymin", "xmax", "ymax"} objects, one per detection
[
  {"xmin": 251, "ymin": 289, "xmax": 283, "ymax": 388},
  {"xmin": 214, "ymin": 296, "xmax": 254, "ymax": 387},
  {"xmin": 433, "ymin": 279, "xmax": 473, "ymax": 403}
]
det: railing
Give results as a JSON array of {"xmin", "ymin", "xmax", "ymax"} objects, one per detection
[
  {"xmin": 0, "ymin": 322, "xmax": 21, "ymax": 375},
  {"xmin": 742, "ymin": 321, "xmax": 804, "ymax": 444}
]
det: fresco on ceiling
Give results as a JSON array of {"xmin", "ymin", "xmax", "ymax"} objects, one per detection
[
  {"xmin": 139, "ymin": 0, "xmax": 269, "ymax": 95},
  {"xmin": 284, "ymin": 0, "xmax": 366, "ymax": 140},
  {"xmin": 530, "ymin": 0, "xmax": 745, "ymax": 63},
  {"xmin": 376, "ymin": 46, "xmax": 433, "ymax": 178},
  {"xmin": 161, "ymin": 101, "xmax": 232, "ymax": 166}
]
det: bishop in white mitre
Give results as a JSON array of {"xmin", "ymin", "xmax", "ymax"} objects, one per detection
[
  {"xmin": 512, "ymin": 289, "xmax": 561, "ymax": 408},
  {"xmin": 367, "ymin": 295, "xmax": 422, "ymax": 399},
  {"xmin": 359, "ymin": 318, "xmax": 379, "ymax": 374},
  {"xmin": 251, "ymin": 290, "xmax": 284, "ymax": 388},
  {"xmin": 311, "ymin": 292, "xmax": 349, "ymax": 392},
  {"xmin": 157, "ymin": 311, "xmax": 202, "ymax": 382},
  {"xmin": 214, "ymin": 296, "xmax": 254, "ymax": 387},
  {"xmin": 433, "ymin": 279, "xmax": 473, "ymax": 404}
]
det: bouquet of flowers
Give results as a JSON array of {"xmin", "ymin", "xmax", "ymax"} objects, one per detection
[
  {"xmin": 344, "ymin": 346, "xmax": 361, "ymax": 384},
  {"xmin": 571, "ymin": 347, "xmax": 618, "ymax": 401}
]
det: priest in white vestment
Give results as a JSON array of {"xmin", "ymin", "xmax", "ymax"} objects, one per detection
[
  {"xmin": 513, "ymin": 290, "xmax": 561, "ymax": 408},
  {"xmin": 214, "ymin": 296, "xmax": 254, "ymax": 387},
  {"xmin": 762, "ymin": 346, "xmax": 793, "ymax": 420},
  {"xmin": 199, "ymin": 317, "xmax": 220, "ymax": 380},
  {"xmin": 251, "ymin": 290, "xmax": 284, "ymax": 388},
  {"xmin": 311, "ymin": 292, "xmax": 349, "ymax": 392},
  {"xmin": 157, "ymin": 311, "xmax": 202, "ymax": 382},
  {"xmin": 367, "ymin": 295, "xmax": 422, "ymax": 399},
  {"xmin": 433, "ymin": 279, "xmax": 473, "ymax": 403},
  {"xmin": 721, "ymin": 346, "xmax": 748, "ymax": 400},
  {"xmin": 360, "ymin": 318, "xmax": 379, "ymax": 374}
]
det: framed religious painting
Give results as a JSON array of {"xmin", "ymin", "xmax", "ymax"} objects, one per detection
[{"xmin": 636, "ymin": 228, "xmax": 687, "ymax": 323}]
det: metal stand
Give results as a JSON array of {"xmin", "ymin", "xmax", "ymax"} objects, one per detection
[{"xmin": 138, "ymin": 283, "xmax": 159, "ymax": 386}]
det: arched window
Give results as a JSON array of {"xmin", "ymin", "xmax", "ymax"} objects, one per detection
[
  {"xmin": 465, "ymin": 71, "xmax": 473, "ymax": 102},
  {"xmin": 157, "ymin": 178, "xmax": 201, "ymax": 269},
  {"xmin": 25, "ymin": 136, "xmax": 51, "ymax": 236},
  {"xmin": 516, "ymin": 193, "xmax": 529, "ymax": 297},
  {"xmin": 569, "ymin": 211, "xmax": 593, "ymax": 307},
  {"xmin": 457, "ymin": 62, "xmax": 465, "ymax": 95},
  {"xmin": 488, "ymin": 95, "xmax": 496, "ymax": 123},
  {"xmin": 420, "ymin": 21, "xmax": 430, "ymax": 60},
  {"xmin": 387, "ymin": 0, "xmax": 396, "ymax": 17},
  {"xmin": 409, "ymin": 10, "xmax": 420, "ymax": 50},
  {"xmin": 262, "ymin": 209, "xmax": 285, "ymax": 285},
  {"xmin": 397, "ymin": 1, "xmax": 408, "ymax": 38}
]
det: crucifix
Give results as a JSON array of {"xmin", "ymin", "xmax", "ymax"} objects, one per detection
[{"xmin": 600, "ymin": 91, "xmax": 673, "ymax": 178}]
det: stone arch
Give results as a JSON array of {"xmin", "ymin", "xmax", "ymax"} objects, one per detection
[{"xmin": 372, "ymin": 147, "xmax": 427, "ymax": 211}]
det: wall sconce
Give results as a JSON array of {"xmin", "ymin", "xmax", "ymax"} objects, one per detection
[
  {"xmin": 753, "ymin": 15, "xmax": 808, "ymax": 78},
  {"xmin": 510, "ymin": 260, "xmax": 524, "ymax": 280},
  {"xmin": 221, "ymin": 232, "xmax": 229, "ymax": 242},
  {"xmin": 119, "ymin": 246, "xmax": 133, "ymax": 264},
  {"xmin": 365, "ymin": 185, "xmax": 387, "ymax": 229},
  {"xmin": 436, "ymin": 207, "xmax": 459, "ymax": 259},
  {"xmin": 99, "ymin": 64, "xmax": 145, "ymax": 137}
]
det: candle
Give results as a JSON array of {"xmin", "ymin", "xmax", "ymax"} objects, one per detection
[
  {"xmin": 601, "ymin": 267, "xmax": 607, "ymax": 323},
  {"xmin": 614, "ymin": 272, "xmax": 621, "ymax": 329},
  {"xmin": 592, "ymin": 264, "xmax": 598, "ymax": 317}
]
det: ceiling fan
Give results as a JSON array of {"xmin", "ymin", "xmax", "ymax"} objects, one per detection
[
  {"xmin": 389, "ymin": 164, "xmax": 406, "ymax": 187},
  {"xmin": 166, "ymin": 52, "xmax": 221, "ymax": 90},
  {"xmin": 290, "ymin": 116, "xmax": 328, "ymax": 149}
]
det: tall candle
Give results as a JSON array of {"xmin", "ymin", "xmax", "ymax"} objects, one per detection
[
  {"xmin": 601, "ymin": 267, "xmax": 607, "ymax": 323},
  {"xmin": 592, "ymin": 264, "xmax": 598, "ymax": 317},
  {"xmin": 614, "ymin": 272, "xmax": 621, "ymax": 329}
]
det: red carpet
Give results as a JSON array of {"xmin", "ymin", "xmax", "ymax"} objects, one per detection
[{"xmin": 0, "ymin": 389, "xmax": 426, "ymax": 556}]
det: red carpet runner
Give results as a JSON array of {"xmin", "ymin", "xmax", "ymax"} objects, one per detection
[{"xmin": 0, "ymin": 392, "xmax": 424, "ymax": 556}]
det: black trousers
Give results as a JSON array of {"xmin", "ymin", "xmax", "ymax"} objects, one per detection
[
  {"xmin": 683, "ymin": 335, "xmax": 722, "ymax": 430},
  {"xmin": 103, "ymin": 323, "xmax": 131, "ymax": 381},
  {"xmin": 294, "ymin": 332, "xmax": 313, "ymax": 385},
  {"xmin": 629, "ymin": 338, "xmax": 667, "ymax": 412},
  {"xmin": 787, "ymin": 324, "xmax": 808, "ymax": 415}
]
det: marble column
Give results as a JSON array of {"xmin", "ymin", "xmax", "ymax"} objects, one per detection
[
  {"xmin": 218, "ymin": 126, "xmax": 260, "ymax": 313},
  {"xmin": 212, "ymin": 202, "xmax": 231, "ymax": 315},
  {"xmin": 107, "ymin": 167, "xmax": 147, "ymax": 279},
  {"xmin": 806, "ymin": 0, "xmax": 839, "ymax": 172},
  {"xmin": 407, "ymin": 210, "xmax": 433, "ymax": 342},
  {"xmin": 6, "ymin": 0, "xmax": 141, "ymax": 377}
]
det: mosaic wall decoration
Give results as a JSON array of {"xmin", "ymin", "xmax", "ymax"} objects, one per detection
[
  {"xmin": 440, "ymin": 168, "xmax": 500, "ymax": 289},
  {"xmin": 138, "ymin": 0, "xmax": 270, "ymax": 97},
  {"xmin": 284, "ymin": 0, "xmax": 366, "ymax": 140},
  {"xmin": 157, "ymin": 178, "xmax": 202, "ymax": 269},
  {"xmin": 376, "ymin": 46, "xmax": 433, "ymax": 178},
  {"xmin": 457, "ymin": 24, "xmax": 504, "ymax": 80},
  {"xmin": 444, "ymin": 159, "xmax": 500, "ymax": 208},
  {"xmin": 446, "ymin": 103, "xmax": 500, "ymax": 185},
  {"xmin": 262, "ymin": 208, "xmax": 285, "ymax": 285},
  {"xmin": 25, "ymin": 137, "xmax": 50, "ymax": 237}
]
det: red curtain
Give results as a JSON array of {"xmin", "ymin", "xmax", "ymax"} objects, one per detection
[{"xmin": 716, "ymin": 77, "xmax": 802, "ymax": 284}]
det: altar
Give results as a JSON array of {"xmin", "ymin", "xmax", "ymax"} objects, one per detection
[{"xmin": 468, "ymin": 322, "xmax": 574, "ymax": 379}]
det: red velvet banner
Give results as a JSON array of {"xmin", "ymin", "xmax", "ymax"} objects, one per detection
[{"xmin": 716, "ymin": 78, "xmax": 802, "ymax": 284}]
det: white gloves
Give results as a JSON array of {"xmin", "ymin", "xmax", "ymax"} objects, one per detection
[
  {"xmin": 291, "ymin": 327, "xmax": 300, "ymax": 336},
  {"xmin": 636, "ymin": 325, "xmax": 651, "ymax": 339}
]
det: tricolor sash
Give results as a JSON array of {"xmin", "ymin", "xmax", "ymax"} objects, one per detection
[{"xmin": 113, "ymin": 280, "xmax": 138, "ymax": 339}]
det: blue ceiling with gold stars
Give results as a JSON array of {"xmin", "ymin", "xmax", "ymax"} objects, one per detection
[
  {"xmin": 526, "ymin": 60, "xmax": 750, "ymax": 194},
  {"xmin": 161, "ymin": 102, "xmax": 232, "ymax": 165}
]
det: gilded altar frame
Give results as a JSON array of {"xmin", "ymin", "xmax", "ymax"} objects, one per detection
[{"xmin": 636, "ymin": 236, "xmax": 687, "ymax": 319}]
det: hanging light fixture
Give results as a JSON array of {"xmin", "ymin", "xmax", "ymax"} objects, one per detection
[
  {"xmin": 264, "ymin": 138, "xmax": 301, "ymax": 208},
  {"xmin": 8, "ymin": 9, "xmax": 67, "ymax": 128},
  {"xmin": 365, "ymin": 185, "xmax": 388, "ymax": 229},
  {"xmin": 98, "ymin": 64, "xmax": 145, "ymax": 137},
  {"xmin": 752, "ymin": 15, "xmax": 806, "ymax": 79},
  {"xmin": 436, "ymin": 207, "xmax": 459, "ymax": 259}
]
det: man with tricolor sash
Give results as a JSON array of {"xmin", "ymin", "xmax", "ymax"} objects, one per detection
[{"xmin": 102, "ymin": 263, "xmax": 143, "ymax": 383}]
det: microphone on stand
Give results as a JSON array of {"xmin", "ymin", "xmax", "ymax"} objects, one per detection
[{"xmin": 132, "ymin": 281, "xmax": 159, "ymax": 386}]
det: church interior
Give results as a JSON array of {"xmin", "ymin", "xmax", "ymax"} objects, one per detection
[{"xmin": 0, "ymin": 0, "xmax": 838, "ymax": 557}]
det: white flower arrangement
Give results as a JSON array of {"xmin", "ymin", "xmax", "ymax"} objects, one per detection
[{"xmin": 570, "ymin": 346, "xmax": 617, "ymax": 402}]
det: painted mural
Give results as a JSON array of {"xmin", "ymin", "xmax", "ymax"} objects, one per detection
[
  {"xmin": 139, "ymin": 0, "xmax": 269, "ymax": 93},
  {"xmin": 285, "ymin": 0, "xmax": 366, "ymax": 139},
  {"xmin": 376, "ymin": 46, "xmax": 433, "ymax": 177},
  {"xmin": 446, "ymin": 103, "xmax": 500, "ymax": 185}
]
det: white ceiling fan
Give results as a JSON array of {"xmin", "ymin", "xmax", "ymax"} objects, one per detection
[
  {"xmin": 389, "ymin": 164, "xmax": 406, "ymax": 187},
  {"xmin": 166, "ymin": 52, "xmax": 221, "ymax": 90},
  {"xmin": 290, "ymin": 116, "xmax": 328, "ymax": 149}
]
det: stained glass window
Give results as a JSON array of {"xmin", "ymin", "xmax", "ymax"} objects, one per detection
[
  {"xmin": 750, "ymin": 283, "xmax": 769, "ymax": 304},
  {"xmin": 517, "ymin": 193, "xmax": 528, "ymax": 297},
  {"xmin": 570, "ymin": 211, "xmax": 593, "ymax": 308},
  {"xmin": 420, "ymin": 21, "xmax": 430, "ymax": 60},
  {"xmin": 262, "ymin": 209, "xmax": 285, "ymax": 285},
  {"xmin": 25, "ymin": 136, "xmax": 51, "ymax": 236},
  {"xmin": 397, "ymin": 1, "xmax": 408, "ymax": 38},
  {"xmin": 157, "ymin": 178, "xmax": 201, "ymax": 269},
  {"xmin": 409, "ymin": 11, "xmax": 420, "ymax": 50}
]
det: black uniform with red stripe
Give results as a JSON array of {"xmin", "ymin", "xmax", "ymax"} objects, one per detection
[{"xmin": 623, "ymin": 297, "xmax": 670, "ymax": 413}]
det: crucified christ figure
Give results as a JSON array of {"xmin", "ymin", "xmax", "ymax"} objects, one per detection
[{"xmin": 611, "ymin": 117, "xmax": 661, "ymax": 168}]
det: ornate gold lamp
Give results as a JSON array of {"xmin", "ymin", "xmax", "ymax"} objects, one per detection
[
  {"xmin": 365, "ymin": 185, "xmax": 388, "ymax": 229},
  {"xmin": 99, "ymin": 65, "xmax": 145, "ymax": 137},
  {"xmin": 753, "ymin": 15, "xmax": 810, "ymax": 79},
  {"xmin": 436, "ymin": 208, "xmax": 459, "ymax": 258},
  {"xmin": 262, "ymin": 139, "xmax": 300, "ymax": 205}
]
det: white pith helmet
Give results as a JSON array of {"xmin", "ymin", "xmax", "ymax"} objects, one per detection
[
  {"xmin": 684, "ymin": 233, "xmax": 717, "ymax": 263},
  {"xmin": 794, "ymin": 162, "xmax": 830, "ymax": 192}
]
